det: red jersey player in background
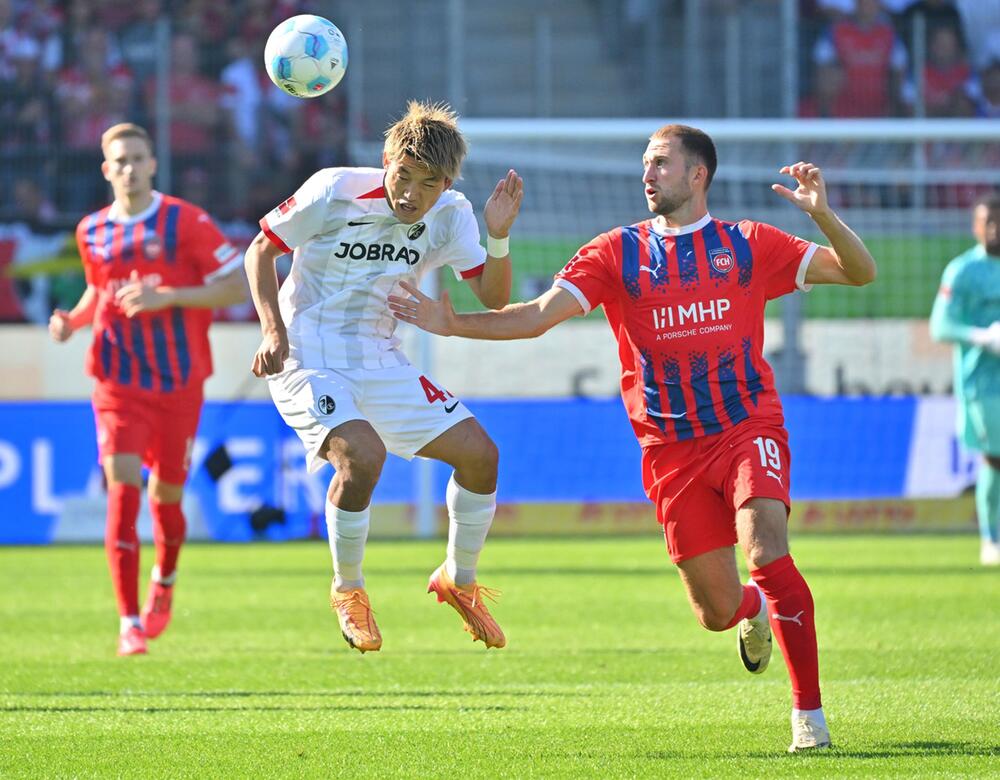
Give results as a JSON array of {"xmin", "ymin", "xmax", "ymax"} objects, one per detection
[
  {"xmin": 48, "ymin": 123, "xmax": 246, "ymax": 656},
  {"xmin": 389, "ymin": 124, "xmax": 876, "ymax": 752}
]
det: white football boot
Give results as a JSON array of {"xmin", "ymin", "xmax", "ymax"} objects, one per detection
[
  {"xmin": 981, "ymin": 539, "xmax": 1000, "ymax": 566},
  {"xmin": 788, "ymin": 709, "xmax": 832, "ymax": 753}
]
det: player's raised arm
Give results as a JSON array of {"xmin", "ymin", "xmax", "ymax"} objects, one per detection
[
  {"xmin": 464, "ymin": 170, "xmax": 524, "ymax": 310},
  {"xmin": 245, "ymin": 230, "xmax": 290, "ymax": 376},
  {"xmin": 772, "ymin": 162, "xmax": 877, "ymax": 287},
  {"xmin": 389, "ymin": 281, "xmax": 582, "ymax": 340}
]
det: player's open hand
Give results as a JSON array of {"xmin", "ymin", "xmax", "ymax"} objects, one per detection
[
  {"xmin": 772, "ymin": 162, "xmax": 830, "ymax": 217},
  {"xmin": 116, "ymin": 270, "xmax": 173, "ymax": 317},
  {"xmin": 48, "ymin": 309, "xmax": 73, "ymax": 342},
  {"xmin": 483, "ymin": 169, "xmax": 524, "ymax": 241},
  {"xmin": 388, "ymin": 281, "xmax": 456, "ymax": 337},
  {"xmin": 251, "ymin": 328, "xmax": 289, "ymax": 377}
]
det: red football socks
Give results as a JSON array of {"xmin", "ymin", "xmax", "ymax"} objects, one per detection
[
  {"xmin": 150, "ymin": 500, "xmax": 186, "ymax": 582},
  {"xmin": 751, "ymin": 554, "xmax": 822, "ymax": 710},
  {"xmin": 105, "ymin": 482, "xmax": 141, "ymax": 616},
  {"xmin": 723, "ymin": 583, "xmax": 763, "ymax": 630}
]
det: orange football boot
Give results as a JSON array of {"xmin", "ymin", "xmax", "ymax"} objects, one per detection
[
  {"xmin": 427, "ymin": 564, "xmax": 505, "ymax": 648},
  {"xmin": 141, "ymin": 581, "xmax": 173, "ymax": 639},
  {"xmin": 330, "ymin": 585, "xmax": 382, "ymax": 653}
]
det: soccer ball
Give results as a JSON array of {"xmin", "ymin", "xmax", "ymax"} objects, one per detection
[{"xmin": 264, "ymin": 15, "xmax": 348, "ymax": 99}]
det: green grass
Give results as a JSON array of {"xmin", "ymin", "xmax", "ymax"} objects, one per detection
[
  {"xmin": 444, "ymin": 236, "xmax": 973, "ymax": 319},
  {"xmin": 1, "ymin": 536, "xmax": 997, "ymax": 778}
]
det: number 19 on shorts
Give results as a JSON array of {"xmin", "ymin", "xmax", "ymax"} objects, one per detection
[{"xmin": 752, "ymin": 436, "xmax": 785, "ymax": 487}]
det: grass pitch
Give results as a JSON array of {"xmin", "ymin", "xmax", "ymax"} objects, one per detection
[{"xmin": 1, "ymin": 535, "xmax": 997, "ymax": 778}]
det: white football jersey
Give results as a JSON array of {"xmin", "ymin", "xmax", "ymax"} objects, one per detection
[{"xmin": 260, "ymin": 167, "xmax": 487, "ymax": 370}]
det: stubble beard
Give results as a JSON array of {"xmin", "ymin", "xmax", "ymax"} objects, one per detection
[{"xmin": 651, "ymin": 186, "xmax": 692, "ymax": 219}]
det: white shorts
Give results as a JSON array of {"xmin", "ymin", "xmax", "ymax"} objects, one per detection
[{"xmin": 268, "ymin": 364, "xmax": 474, "ymax": 472}]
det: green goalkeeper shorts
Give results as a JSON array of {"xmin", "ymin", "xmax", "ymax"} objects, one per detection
[{"xmin": 959, "ymin": 397, "xmax": 1000, "ymax": 456}]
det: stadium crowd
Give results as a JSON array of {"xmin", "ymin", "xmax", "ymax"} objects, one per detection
[
  {"xmin": 0, "ymin": 0, "xmax": 997, "ymax": 321},
  {"xmin": 800, "ymin": 0, "xmax": 1000, "ymax": 119},
  {"xmin": 0, "ymin": 0, "xmax": 349, "ymax": 226},
  {"xmin": 2, "ymin": 0, "xmax": 996, "ymax": 225}
]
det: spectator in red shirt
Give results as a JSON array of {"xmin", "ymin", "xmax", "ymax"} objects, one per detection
[
  {"xmin": 145, "ymin": 34, "xmax": 220, "ymax": 156},
  {"xmin": 904, "ymin": 24, "xmax": 972, "ymax": 116},
  {"xmin": 57, "ymin": 27, "xmax": 134, "ymax": 146},
  {"xmin": 56, "ymin": 27, "xmax": 134, "ymax": 212},
  {"xmin": 144, "ymin": 32, "xmax": 222, "ymax": 198},
  {"xmin": 813, "ymin": 0, "xmax": 909, "ymax": 116}
]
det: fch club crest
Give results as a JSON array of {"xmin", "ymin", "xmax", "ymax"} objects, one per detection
[{"xmin": 709, "ymin": 247, "xmax": 734, "ymax": 274}]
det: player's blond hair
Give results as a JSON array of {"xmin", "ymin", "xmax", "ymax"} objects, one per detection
[
  {"xmin": 101, "ymin": 123, "xmax": 153, "ymax": 156},
  {"xmin": 383, "ymin": 101, "xmax": 466, "ymax": 181}
]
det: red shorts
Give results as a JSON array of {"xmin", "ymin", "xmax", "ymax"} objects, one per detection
[
  {"xmin": 92, "ymin": 381, "xmax": 204, "ymax": 484},
  {"xmin": 641, "ymin": 418, "xmax": 792, "ymax": 564}
]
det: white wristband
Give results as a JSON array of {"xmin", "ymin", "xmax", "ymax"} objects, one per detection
[{"xmin": 486, "ymin": 234, "xmax": 509, "ymax": 257}]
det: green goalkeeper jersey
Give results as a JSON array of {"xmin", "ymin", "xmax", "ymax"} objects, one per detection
[{"xmin": 931, "ymin": 245, "xmax": 1000, "ymax": 402}]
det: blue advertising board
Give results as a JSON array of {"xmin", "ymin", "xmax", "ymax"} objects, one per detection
[{"xmin": 0, "ymin": 396, "xmax": 954, "ymax": 544}]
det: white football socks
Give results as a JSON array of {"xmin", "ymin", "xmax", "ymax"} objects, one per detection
[
  {"xmin": 326, "ymin": 502, "xmax": 370, "ymax": 591},
  {"xmin": 792, "ymin": 707, "xmax": 827, "ymax": 729},
  {"xmin": 120, "ymin": 615, "xmax": 141, "ymax": 633},
  {"xmin": 445, "ymin": 473, "xmax": 497, "ymax": 586},
  {"xmin": 151, "ymin": 566, "xmax": 176, "ymax": 586}
]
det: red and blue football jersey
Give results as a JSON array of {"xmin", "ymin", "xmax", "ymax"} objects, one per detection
[
  {"xmin": 555, "ymin": 214, "xmax": 816, "ymax": 447},
  {"xmin": 76, "ymin": 192, "xmax": 240, "ymax": 393}
]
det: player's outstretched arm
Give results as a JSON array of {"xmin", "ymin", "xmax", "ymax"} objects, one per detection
[
  {"xmin": 245, "ymin": 231, "xmax": 290, "ymax": 376},
  {"xmin": 389, "ymin": 281, "xmax": 582, "ymax": 340},
  {"xmin": 772, "ymin": 162, "xmax": 877, "ymax": 287},
  {"xmin": 48, "ymin": 284, "xmax": 98, "ymax": 342},
  {"xmin": 466, "ymin": 169, "xmax": 524, "ymax": 310}
]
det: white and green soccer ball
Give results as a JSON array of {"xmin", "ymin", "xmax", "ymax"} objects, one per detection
[{"xmin": 264, "ymin": 14, "xmax": 348, "ymax": 99}]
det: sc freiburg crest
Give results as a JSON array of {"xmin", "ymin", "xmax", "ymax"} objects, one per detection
[{"xmin": 407, "ymin": 222, "xmax": 426, "ymax": 241}]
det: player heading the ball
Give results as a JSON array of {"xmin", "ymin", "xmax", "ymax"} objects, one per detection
[{"xmin": 244, "ymin": 100, "xmax": 524, "ymax": 653}]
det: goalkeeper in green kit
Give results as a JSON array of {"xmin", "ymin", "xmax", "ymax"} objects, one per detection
[{"xmin": 931, "ymin": 192, "xmax": 1000, "ymax": 566}]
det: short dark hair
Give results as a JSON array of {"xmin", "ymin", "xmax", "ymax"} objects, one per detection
[
  {"xmin": 649, "ymin": 124, "xmax": 718, "ymax": 190},
  {"xmin": 974, "ymin": 191, "xmax": 1000, "ymax": 212}
]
